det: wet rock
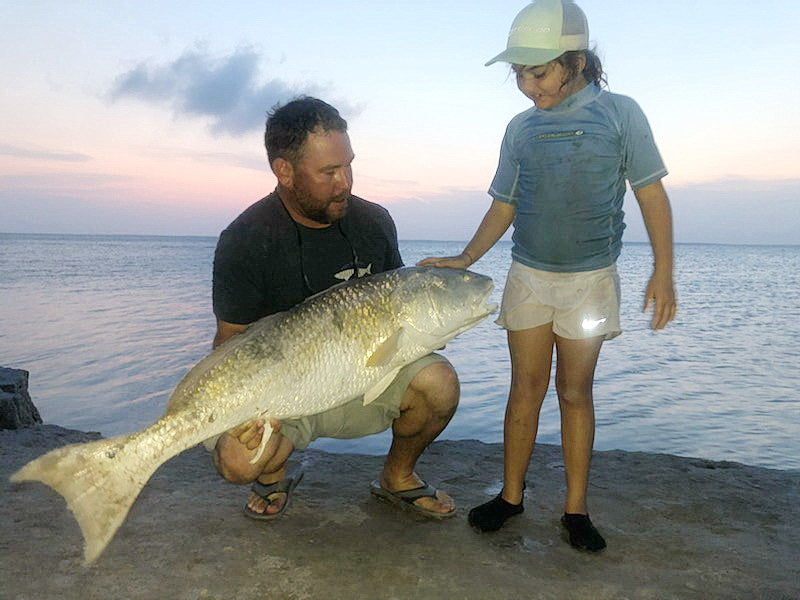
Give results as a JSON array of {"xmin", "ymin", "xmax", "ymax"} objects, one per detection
[{"xmin": 0, "ymin": 367, "xmax": 43, "ymax": 429}]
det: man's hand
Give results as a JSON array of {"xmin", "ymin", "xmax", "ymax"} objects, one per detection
[{"xmin": 228, "ymin": 418, "xmax": 282, "ymax": 451}]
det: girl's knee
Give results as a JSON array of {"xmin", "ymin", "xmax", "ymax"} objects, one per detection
[
  {"xmin": 510, "ymin": 376, "xmax": 549, "ymax": 405},
  {"xmin": 555, "ymin": 381, "xmax": 593, "ymax": 408}
]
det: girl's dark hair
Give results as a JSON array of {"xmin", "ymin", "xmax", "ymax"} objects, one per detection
[
  {"xmin": 264, "ymin": 96, "xmax": 348, "ymax": 166},
  {"xmin": 556, "ymin": 49, "xmax": 606, "ymax": 88}
]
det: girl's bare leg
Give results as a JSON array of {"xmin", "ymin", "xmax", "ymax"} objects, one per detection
[
  {"xmin": 553, "ymin": 334, "xmax": 607, "ymax": 551},
  {"xmin": 502, "ymin": 324, "xmax": 556, "ymax": 504},
  {"xmin": 553, "ymin": 334, "xmax": 603, "ymax": 515}
]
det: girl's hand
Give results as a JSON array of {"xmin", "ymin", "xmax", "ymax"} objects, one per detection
[
  {"xmin": 416, "ymin": 252, "xmax": 473, "ymax": 269},
  {"xmin": 643, "ymin": 272, "xmax": 677, "ymax": 330}
]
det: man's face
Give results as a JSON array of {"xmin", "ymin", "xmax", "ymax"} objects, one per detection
[{"xmin": 289, "ymin": 129, "xmax": 354, "ymax": 224}]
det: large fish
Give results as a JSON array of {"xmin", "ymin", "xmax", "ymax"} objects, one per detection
[{"xmin": 11, "ymin": 266, "xmax": 496, "ymax": 564}]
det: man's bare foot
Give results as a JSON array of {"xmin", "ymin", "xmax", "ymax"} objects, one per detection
[
  {"xmin": 243, "ymin": 468, "xmax": 304, "ymax": 521},
  {"xmin": 374, "ymin": 473, "xmax": 455, "ymax": 517},
  {"xmin": 246, "ymin": 488, "xmax": 288, "ymax": 516}
]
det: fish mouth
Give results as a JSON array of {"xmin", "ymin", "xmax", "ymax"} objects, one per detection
[
  {"xmin": 459, "ymin": 305, "xmax": 497, "ymax": 331},
  {"xmin": 474, "ymin": 288, "xmax": 498, "ymax": 318},
  {"xmin": 457, "ymin": 283, "xmax": 498, "ymax": 330},
  {"xmin": 477, "ymin": 281, "xmax": 498, "ymax": 317},
  {"xmin": 473, "ymin": 299, "xmax": 498, "ymax": 322}
]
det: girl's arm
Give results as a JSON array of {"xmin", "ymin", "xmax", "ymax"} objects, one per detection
[
  {"xmin": 418, "ymin": 198, "xmax": 516, "ymax": 268},
  {"xmin": 634, "ymin": 180, "xmax": 678, "ymax": 329}
]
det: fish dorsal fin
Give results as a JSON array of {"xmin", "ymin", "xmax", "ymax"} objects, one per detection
[
  {"xmin": 363, "ymin": 366, "xmax": 403, "ymax": 405},
  {"xmin": 366, "ymin": 328, "xmax": 405, "ymax": 367}
]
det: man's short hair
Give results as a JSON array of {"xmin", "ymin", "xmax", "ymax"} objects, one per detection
[{"xmin": 264, "ymin": 97, "xmax": 348, "ymax": 166}]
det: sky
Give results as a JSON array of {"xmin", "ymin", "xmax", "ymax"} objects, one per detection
[{"xmin": 1, "ymin": 0, "xmax": 799, "ymax": 244}]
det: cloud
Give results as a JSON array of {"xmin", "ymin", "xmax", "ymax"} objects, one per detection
[
  {"xmin": 145, "ymin": 147, "xmax": 267, "ymax": 172},
  {"xmin": 664, "ymin": 177, "xmax": 800, "ymax": 246},
  {"xmin": 108, "ymin": 47, "xmax": 363, "ymax": 136},
  {"xmin": 0, "ymin": 143, "xmax": 90, "ymax": 162},
  {"xmin": 385, "ymin": 189, "xmax": 502, "ymax": 242},
  {"xmin": 385, "ymin": 178, "xmax": 800, "ymax": 245},
  {"xmin": 0, "ymin": 188, "xmax": 230, "ymax": 237},
  {"xmin": 4, "ymin": 169, "xmax": 797, "ymax": 244},
  {"xmin": 1, "ymin": 171, "xmax": 130, "ymax": 194}
]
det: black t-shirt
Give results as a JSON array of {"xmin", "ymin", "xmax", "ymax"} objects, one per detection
[{"xmin": 212, "ymin": 191, "xmax": 404, "ymax": 324}]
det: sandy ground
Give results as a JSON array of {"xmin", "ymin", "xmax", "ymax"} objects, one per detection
[{"xmin": 2, "ymin": 424, "xmax": 798, "ymax": 600}]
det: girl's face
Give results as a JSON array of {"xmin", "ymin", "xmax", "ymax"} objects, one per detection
[{"xmin": 513, "ymin": 61, "xmax": 587, "ymax": 110}]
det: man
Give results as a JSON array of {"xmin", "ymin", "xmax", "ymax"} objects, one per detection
[{"xmin": 207, "ymin": 97, "xmax": 458, "ymax": 520}]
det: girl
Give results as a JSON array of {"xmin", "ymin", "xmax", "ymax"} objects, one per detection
[{"xmin": 419, "ymin": 0, "xmax": 677, "ymax": 551}]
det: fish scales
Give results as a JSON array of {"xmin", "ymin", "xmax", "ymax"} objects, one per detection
[{"xmin": 10, "ymin": 266, "xmax": 496, "ymax": 564}]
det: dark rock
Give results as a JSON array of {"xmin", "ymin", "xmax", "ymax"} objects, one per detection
[{"xmin": 0, "ymin": 367, "xmax": 43, "ymax": 429}]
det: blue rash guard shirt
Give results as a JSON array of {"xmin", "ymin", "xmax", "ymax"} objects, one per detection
[{"xmin": 489, "ymin": 83, "xmax": 667, "ymax": 272}]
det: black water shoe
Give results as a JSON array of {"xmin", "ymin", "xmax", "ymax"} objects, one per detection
[
  {"xmin": 468, "ymin": 492, "xmax": 524, "ymax": 532},
  {"xmin": 561, "ymin": 513, "xmax": 606, "ymax": 551}
]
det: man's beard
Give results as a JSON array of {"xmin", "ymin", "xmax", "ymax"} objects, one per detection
[{"xmin": 293, "ymin": 186, "xmax": 349, "ymax": 225}]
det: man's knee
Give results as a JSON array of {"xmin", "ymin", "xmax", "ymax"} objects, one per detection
[{"xmin": 409, "ymin": 360, "xmax": 460, "ymax": 417}]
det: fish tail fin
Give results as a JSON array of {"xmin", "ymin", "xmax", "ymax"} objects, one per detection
[{"xmin": 10, "ymin": 434, "xmax": 160, "ymax": 565}]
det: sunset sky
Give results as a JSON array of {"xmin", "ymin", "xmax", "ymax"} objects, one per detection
[{"xmin": 2, "ymin": 0, "xmax": 799, "ymax": 244}]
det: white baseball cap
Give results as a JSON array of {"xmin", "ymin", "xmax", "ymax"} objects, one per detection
[{"xmin": 485, "ymin": 0, "xmax": 589, "ymax": 67}]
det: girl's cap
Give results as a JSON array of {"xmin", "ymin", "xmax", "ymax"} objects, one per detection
[{"xmin": 486, "ymin": 0, "xmax": 589, "ymax": 67}]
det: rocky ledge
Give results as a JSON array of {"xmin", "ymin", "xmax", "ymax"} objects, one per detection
[{"xmin": 2, "ymin": 424, "xmax": 798, "ymax": 600}]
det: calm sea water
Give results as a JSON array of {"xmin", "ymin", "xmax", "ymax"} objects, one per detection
[{"xmin": 1, "ymin": 233, "xmax": 798, "ymax": 470}]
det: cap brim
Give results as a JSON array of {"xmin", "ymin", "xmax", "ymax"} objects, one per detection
[{"xmin": 485, "ymin": 47, "xmax": 567, "ymax": 67}]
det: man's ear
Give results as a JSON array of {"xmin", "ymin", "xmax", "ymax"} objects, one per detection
[{"xmin": 272, "ymin": 158, "xmax": 294, "ymax": 188}]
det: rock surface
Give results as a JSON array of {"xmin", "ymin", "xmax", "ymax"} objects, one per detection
[
  {"xmin": 0, "ymin": 367, "xmax": 42, "ymax": 429},
  {"xmin": 2, "ymin": 425, "xmax": 798, "ymax": 600}
]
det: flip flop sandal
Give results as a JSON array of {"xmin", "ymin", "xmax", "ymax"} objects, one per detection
[
  {"xmin": 243, "ymin": 468, "xmax": 304, "ymax": 521},
  {"xmin": 369, "ymin": 479, "xmax": 455, "ymax": 520}
]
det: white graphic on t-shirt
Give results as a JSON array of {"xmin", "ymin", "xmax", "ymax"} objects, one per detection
[{"xmin": 335, "ymin": 263, "xmax": 372, "ymax": 282}]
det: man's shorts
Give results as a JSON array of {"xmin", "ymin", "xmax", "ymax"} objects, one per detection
[
  {"xmin": 203, "ymin": 353, "xmax": 447, "ymax": 452},
  {"xmin": 496, "ymin": 261, "xmax": 621, "ymax": 340}
]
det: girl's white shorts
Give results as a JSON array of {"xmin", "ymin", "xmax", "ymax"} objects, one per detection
[{"xmin": 496, "ymin": 261, "xmax": 621, "ymax": 340}]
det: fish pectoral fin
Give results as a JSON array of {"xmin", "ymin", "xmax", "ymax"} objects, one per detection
[
  {"xmin": 366, "ymin": 328, "xmax": 405, "ymax": 367},
  {"xmin": 398, "ymin": 325, "xmax": 446, "ymax": 350},
  {"xmin": 248, "ymin": 422, "xmax": 274, "ymax": 464},
  {"xmin": 363, "ymin": 367, "xmax": 403, "ymax": 405}
]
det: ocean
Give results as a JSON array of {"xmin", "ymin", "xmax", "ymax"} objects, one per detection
[{"xmin": 1, "ymin": 233, "xmax": 798, "ymax": 471}]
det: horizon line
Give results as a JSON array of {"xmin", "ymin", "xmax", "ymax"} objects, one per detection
[{"xmin": 1, "ymin": 231, "xmax": 798, "ymax": 249}]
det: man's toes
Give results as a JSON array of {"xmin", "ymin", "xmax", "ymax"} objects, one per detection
[
  {"xmin": 266, "ymin": 495, "xmax": 286, "ymax": 514},
  {"xmin": 415, "ymin": 491, "xmax": 454, "ymax": 514},
  {"xmin": 248, "ymin": 491, "xmax": 287, "ymax": 515},
  {"xmin": 247, "ymin": 493, "xmax": 267, "ymax": 514},
  {"xmin": 436, "ymin": 492, "xmax": 456, "ymax": 512}
]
